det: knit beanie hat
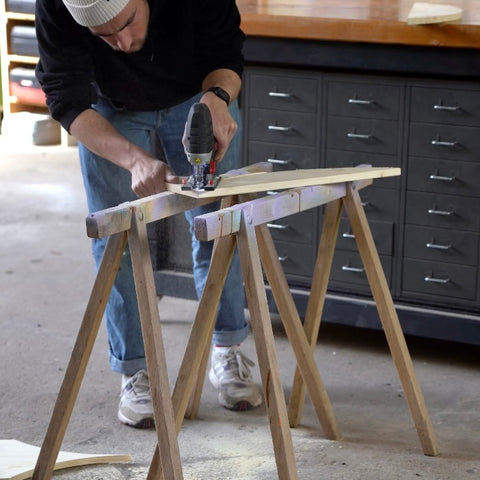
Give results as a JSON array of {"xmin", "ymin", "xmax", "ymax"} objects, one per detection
[{"xmin": 62, "ymin": 0, "xmax": 130, "ymax": 27}]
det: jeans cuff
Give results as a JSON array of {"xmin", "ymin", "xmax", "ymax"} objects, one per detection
[
  {"xmin": 110, "ymin": 354, "xmax": 147, "ymax": 376},
  {"xmin": 212, "ymin": 323, "xmax": 250, "ymax": 346}
]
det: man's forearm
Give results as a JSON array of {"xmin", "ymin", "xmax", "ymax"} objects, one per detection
[{"xmin": 69, "ymin": 108, "xmax": 152, "ymax": 172}]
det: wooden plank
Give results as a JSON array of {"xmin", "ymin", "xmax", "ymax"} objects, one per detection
[
  {"xmin": 256, "ymin": 223, "xmax": 340, "ymax": 440},
  {"xmin": 128, "ymin": 212, "xmax": 184, "ymax": 480},
  {"xmin": 1, "ymin": 440, "xmax": 131, "ymax": 480},
  {"xmin": 86, "ymin": 162, "xmax": 273, "ymax": 239},
  {"xmin": 32, "ymin": 232, "xmax": 128, "ymax": 480},
  {"xmin": 167, "ymin": 167, "xmax": 400, "ymax": 199},
  {"xmin": 342, "ymin": 182, "xmax": 439, "ymax": 456},
  {"xmin": 407, "ymin": 3, "xmax": 462, "ymax": 25}
]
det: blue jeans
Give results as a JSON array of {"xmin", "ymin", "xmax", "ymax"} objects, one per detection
[{"xmin": 79, "ymin": 94, "xmax": 248, "ymax": 375}]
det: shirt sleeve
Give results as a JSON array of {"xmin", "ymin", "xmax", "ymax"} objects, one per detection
[{"xmin": 35, "ymin": 0, "xmax": 98, "ymax": 132}]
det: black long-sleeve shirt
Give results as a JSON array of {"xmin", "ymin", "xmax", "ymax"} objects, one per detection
[{"xmin": 35, "ymin": 0, "xmax": 245, "ymax": 132}]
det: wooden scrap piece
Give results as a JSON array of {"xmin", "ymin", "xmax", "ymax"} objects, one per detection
[
  {"xmin": 407, "ymin": 2, "xmax": 462, "ymax": 25},
  {"xmin": 0, "ymin": 439, "xmax": 131, "ymax": 480}
]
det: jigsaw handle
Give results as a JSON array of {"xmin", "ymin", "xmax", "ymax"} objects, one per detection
[{"xmin": 185, "ymin": 103, "xmax": 215, "ymax": 161}]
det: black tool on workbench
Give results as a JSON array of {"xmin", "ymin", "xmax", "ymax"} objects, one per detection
[{"xmin": 182, "ymin": 103, "xmax": 221, "ymax": 192}]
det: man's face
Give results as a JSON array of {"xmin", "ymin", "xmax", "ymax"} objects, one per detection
[{"xmin": 89, "ymin": 0, "xmax": 149, "ymax": 53}]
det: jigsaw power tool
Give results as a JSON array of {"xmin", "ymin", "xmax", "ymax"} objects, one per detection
[{"xmin": 182, "ymin": 102, "xmax": 221, "ymax": 192}]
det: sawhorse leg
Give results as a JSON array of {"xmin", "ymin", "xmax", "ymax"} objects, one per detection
[
  {"xmin": 129, "ymin": 211, "xmax": 184, "ymax": 480},
  {"xmin": 286, "ymin": 183, "xmax": 438, "ymax": 456},
  {"xmin": 342, "ymin": 182, "xmax": 438, "ymax": 456},
  {"xmin": 287, "ymin": 199, "xmax": 343, "ymax": 427},
  {"xmin": 32, "ymin": 232, "xmax": 128, "ymax": 479},
  {"xmin": 237, "ymin": 209, "xmax": 299, "ymax": 479}
]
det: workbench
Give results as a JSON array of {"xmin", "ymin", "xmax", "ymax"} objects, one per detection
[{"xmin": 153, "ymin": 0, "xmax": 480, "ymax": 345}]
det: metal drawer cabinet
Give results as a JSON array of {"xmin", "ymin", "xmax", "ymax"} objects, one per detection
[
  {"xmin": 326, "ymin": 77, "xmax": 402, "ymax": 121},
  {"xmin": 247, "ymin": 108, "xmax": 318, "ymax": 147},
  {"xmin": 406, "ymin": 192, "xmax": 480, "ymax": 232},
  {"xmin": 336, "ymin": 218, "xmax": 394, "ymax": 256},
  {"xmin": 329, "ymin": 250, "xmax": 392, "ymax": 292},
  {"xmin": 267, "ymin": 211, "xmax": 317, "ymax": 246},
  {"xmin": 326, "ymin": 116, "xmax": 399, "ymax": 156},
  {"xmin": 408, "ymin": 123, "xmax": 480, "ymax": 163},
  {"xmin": 402, "ymin": 258, "xmax": 477, "ymax": 302},
  {"xmin": 410, "ymin": 85, "xmax": 480, "ymax": 127},
  {"xmin": 246, "ymin": 69, "xmax": 319, "ymax": 113},
  {"xmin": 407, "ymin": 157, "xmax": 480, "ymax": 198},
  {"xmin": 403, "ymin": 225, "xmax": 479, "ymax": 266},
  {"xmin": 274, "ymin": 239, "xmax": 318, "ymax": 283},
  {"xmin": 247, "ymin": 141, "xmax": 318, "ymax": 170}
]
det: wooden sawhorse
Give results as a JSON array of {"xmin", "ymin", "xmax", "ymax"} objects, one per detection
[
  {"xmin": 32, "ymin": 165, "xmax": 437, "ymax": 480},
  {"xmin": 179, "ymin": 166, "xmax": 439, "ymax": 478}
]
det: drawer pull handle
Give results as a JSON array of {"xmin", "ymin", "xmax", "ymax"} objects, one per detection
[
  {"xmin": 267, "ymin": 158, "xmax": 291, "ymax": 165},
  {"xmin": 431, "ymin": 139, "xmax": 458, "ymax": 147},
  {"xmin": 433, "ymin": 104, "xmax": 459, "ymax": 111},
  {"xmin": 267, "ymin": 223, "xmax": 289, "ymax": 230},
  {"xmin": 267, "ymin": 190, "xmax": 279, "ymax": 195},
  {"xmin": 428, "ymin": 208, "xmax": 454, "ymax": 216},
  {"xmin": 268, "ymin": 91, "xmax": 292, "ymax": 98},
  {"xmin": 424, "ymin": 275, "xmax": 450, "ymax": 284},
  {"xmin": 278, "ymin": 256, "xmax": 289, "ymax": 262},
  {"xmin": 342, "ymin": 232, "xmax": 355, "ymax": 239},
  {"xmin": 426, "ymin": 242, "xmax": 452, "ymax": 250},
  {"xmin": 342, "ymin": 265, "xmax": 365, "ymax": 273},
  {"xmin": 348, "ymin": 98, "xmax": 373, "ymax": 105},
  {"xmin": 268, "ymin": 125, "xmax": 291, "ymax": 132},
  {"xmin": 347, "ymin": 132, "xmax": 372, "ymax": 140},
  {"xmin": 429, "ymin": 174, "xmax": 455, "ymax": 182}
]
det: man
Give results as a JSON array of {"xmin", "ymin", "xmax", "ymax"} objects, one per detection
[{"xmin": 35, "ymin": 0, "xmax": 262, "ymax": 428}]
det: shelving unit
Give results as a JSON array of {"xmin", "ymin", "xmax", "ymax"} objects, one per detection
[{"xmin": 0, "ymin": 0, "xmax": 72, "ymax": 145}]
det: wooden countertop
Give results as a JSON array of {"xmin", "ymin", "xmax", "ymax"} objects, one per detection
[{"xmin": 237, "ymin": 0, "xmax": 480, "ymax": 49}]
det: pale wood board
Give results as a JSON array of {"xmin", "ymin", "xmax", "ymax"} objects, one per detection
[
  {"xmin": 407, "ymin": 2, "xmax": 462, "ymax": 25},
  {"xmin": 167, "ymin": 167, "xmax": 400, "ymax": 198},
  {"xmin": 0, "ymin": 440, "xmax": 131, "ymax": 480}
]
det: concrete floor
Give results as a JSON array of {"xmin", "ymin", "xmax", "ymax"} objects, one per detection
[{"xmin": 1, "ymin": 138, "xmax": 479, "ymax": 479}]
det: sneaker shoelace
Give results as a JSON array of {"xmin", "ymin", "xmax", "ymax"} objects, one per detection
[
  {"xmin": 122, "ymin": 371, "xmax": 151, "ymax": 403},
  {"xmin": 223, "ymin": 347, "xmax": 256, "ymax": 382}
]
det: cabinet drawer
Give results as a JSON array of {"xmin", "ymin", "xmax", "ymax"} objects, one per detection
[
  {"xmin": 327, "ymin": 80, "xmax": 401, "ymax": 120},
  {"xmin": 410, "ymin": 87, "xmax": 480, "ymax": 126},
  {"xmin": 247, "ymin": 141, "xmax": 317, "ymax": 170},
  {"xmin": 330, "ymin": 250, "xmax": 392, "ymax": 289},
  {"xmin": 326, "ymin": 117, "xmax": 398, "ymax": 155},
  {"xmin": 326, "ymin": 150, "xmax": 399, "ymax": 189},
  {"xmin": 336, "ymin": 218, "xmax": 394, "ymax": 256},
  {"xmin": 404, "ymin": 225, "xmax": 478, "ymax": 266},
  {"xmin": 247, "ymin": 72, "xmax": 318, "ymax": 113},
  {"xmin": 267, "ymin": 211, "xmax": 316, "ymax": 245},
  {"xmin": 409, "ymin": 123, "xmax": 480, "ymax": 162},
  {"xmin": 407, "ymin": 157, "xmax": 480, "ymax": 197},
  {"xmin": 248, "ymin": 108, "xmax": 317, "ymax": 146},
  {"xmin": 274, "ymin": 240, "xmax": 316, "ymax": 278},
  {"xmin": 351, "ymin": 186, "xmax": 398, "ymax": 222},
  {"xmin": 405, "ymin": 192, "xmax": 480, "ymax": 231},
  {"xmin": 402, "ymin": 258, "xmax": 477, "ymax": 301}
]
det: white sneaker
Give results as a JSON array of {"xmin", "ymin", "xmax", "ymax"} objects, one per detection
[
  {"xmin": 118, "ymin": 370, "xmax": 154, "ymax": 428},
  {"xmin": 209, "ymin": 345, "xmax": 263, "ymax": 411}
]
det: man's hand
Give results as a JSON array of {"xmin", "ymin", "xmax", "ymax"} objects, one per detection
[
  {"xmin": 130, "ymin": 156, "xmax": 179, "ymax": 198},
  {"xmin": 200, "ymin": 94, "xmax": 238, "ymax": 163}
]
